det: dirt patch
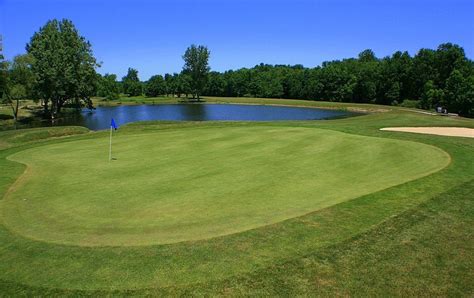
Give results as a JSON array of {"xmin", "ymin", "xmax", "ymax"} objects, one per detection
[{"xmin": 380, "ymin": 127, "xmax": 474, "ymax": 138}]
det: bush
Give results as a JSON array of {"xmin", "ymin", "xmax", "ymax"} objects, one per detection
[{"xmin": 399, "ymin": 99, "xmax": 420, "ymax": 109}]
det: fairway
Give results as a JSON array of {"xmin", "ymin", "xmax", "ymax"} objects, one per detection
[{"xmin": 2, "ymin": 125, "xmax": 449, "ymax": 246}]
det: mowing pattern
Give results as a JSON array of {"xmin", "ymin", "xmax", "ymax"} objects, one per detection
[
  {"xmin": 0, "ymin": 108, "xmax": 472, "ymax": 295},
  {"xmin": 2, "ymin": 126, "xmax": 448, "ymax": 246}
]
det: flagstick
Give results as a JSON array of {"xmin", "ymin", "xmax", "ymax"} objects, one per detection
[{"xmin": 109, "ymin": 126, "xmax": 113, "ymax": 161}]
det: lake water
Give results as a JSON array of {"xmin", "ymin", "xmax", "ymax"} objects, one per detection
[{"xmin": 12, "ymin": 104, "xmax": 357, "ymax": 131}]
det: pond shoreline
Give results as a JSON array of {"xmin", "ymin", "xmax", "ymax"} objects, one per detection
[{"xmin": 2, "ymin": 102, "xmax": 360, "ymax": 131}]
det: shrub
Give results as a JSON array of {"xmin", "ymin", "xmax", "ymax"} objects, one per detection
[{"xmin": 399, "ymin": 99, "xmax": 420, "ymax": 109}]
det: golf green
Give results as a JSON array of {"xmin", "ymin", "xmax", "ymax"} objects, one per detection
[{"xmin": 1, "ymin": 126, "xmax": 449, "ymax": 246}]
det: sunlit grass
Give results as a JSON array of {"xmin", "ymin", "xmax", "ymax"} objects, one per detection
[{"xmin": 0, "ymin": 99, "xmax": 472, "ymax": 295}]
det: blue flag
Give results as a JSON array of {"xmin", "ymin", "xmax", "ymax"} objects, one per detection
[{"xmin": 111, "ymin": 118, "xmax": 118, "ymax": 130}]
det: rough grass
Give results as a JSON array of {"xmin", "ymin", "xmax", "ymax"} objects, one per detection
[
  {"xmin": 0, "ymin": 100, "xmax": 473, "ymax": 295},
  {"xmin": 0, "ymin": 126, "xmax": 89, "ymax": 150}
]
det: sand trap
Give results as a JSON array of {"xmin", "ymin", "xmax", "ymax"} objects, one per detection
[{"xmin": 381, "ymin": 127, "xmax": 474, "ymax": 138}]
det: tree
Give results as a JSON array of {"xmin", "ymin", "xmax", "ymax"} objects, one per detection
[
  {"xmin": 174, "ymin": 73, "xmax": 192, "ymax": 98},
  {"xmin": 122, "ymin": 68, "xmax": 142, "ymax": 96},
  {"xmin": 26, "ymin": 19, "xmax": 99, "ymax": 118},
  {"xmin": 0, "ymin": 54, "xmax": 36, "ymax": 121},
  {"xmin": 0, "ymin": 57, "xmax": 8, "ymax": 102},
  {"xmin": 377, "ymin": 51, "xmax": 413, "ymax": 103},
  {"xmin": 9, "ymin": 54, "xmax": 35, "ymax": 98},
  {"xmin": 196, "ymin": 43, "xmax": 472, "ymax": 115},
  {"xmin": 435, "ymin": 43, "xmax": 469, "ymax": 88},
  {"xmin": 97, "ymin": 73, "xmax": 120, "ymax": 100},
  {"xmin": 164, "ymin": 73, "xmax": 175, "ymax": 97},
  {"xmin": 445, "ymin": 70, "xmax": 474, "ymax": 116},
  {"xmin": 145, "ymin": 75, "xmax": 166, "ymax": 97},
  {"xmin": 204, "ymin": 71, "xmax": 225, "ymax": 96},
  {"xmin": 182, "ymin": 44, "xmax": 210, "ymax": 100},
  {"xmin": 458, "ymin": 75, "xmax": 474, "ymax": 117},
  {"xmin": 419, "ymin": 80, "xmax": 444, "ymax": 109},
  {"xmin": 358, "ymin": 49, "xmax": 377, "ymax": 63},
  {"xmin": 5, "ymin": 84, "xmax": 26, "ymax": 121},
  {"xmin": 411, "ymin": 48, "xmax": 438, "ymax": 99},
  {"xmin": 385, "ymin": 81, "xmax": 400, "ymax": 105}
]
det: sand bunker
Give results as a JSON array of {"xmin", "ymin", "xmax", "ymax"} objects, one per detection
[{"xmin": 380, "ymin": 127, "xmax": 474, "ymax": 138}]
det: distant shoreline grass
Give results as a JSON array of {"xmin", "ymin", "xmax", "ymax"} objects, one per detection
[
  {"xmin": 94, "ymin": 95, "xmax": 397, "ymax": 112},
  {"xmin": 0, "ymin": 99, "xmax": 472, "ymax": 295}
]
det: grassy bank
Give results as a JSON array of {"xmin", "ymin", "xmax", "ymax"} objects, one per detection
[
  {"xmin": 0, "ymin": 100, "xmax": 472, "ymax": 295},
  {"xmin": 94, "ymin": 95, "xmax": 398, "ymax": 112}
]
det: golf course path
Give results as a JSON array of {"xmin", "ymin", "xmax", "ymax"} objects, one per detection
[{"xmin": 381, "ymin": 127, "xmax": 474, "ymax": 138}]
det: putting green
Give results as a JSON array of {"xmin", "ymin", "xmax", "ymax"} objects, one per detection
[{"xmin": 1, "ymin": 126, "xmax": 449, "ymax": 246}]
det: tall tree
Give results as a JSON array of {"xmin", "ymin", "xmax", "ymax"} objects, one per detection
[
  {"xmin": 0, "ymin": 56, "xmax": 8, "ymax": 101},
  {"xmin": 182, "ymin": 44, "xmax": 210, "ymax": 100},
  {"xmin": 435, "ymin": 43, "xmax": 469, "ymax": 88},
  {"xmin": 122, "ymin": 68, "xmax": 142, "ymax": 96},
  {"xmin": 26, "ymin": 19, "xmax": 99, "ymax": 118},
  {"xmin": 445, "ymin": 70, "xmax": 474, "ymax": 116},
  {"xmin": 411, "ymin": 48, "xmax": 438, "ymax": 99}
]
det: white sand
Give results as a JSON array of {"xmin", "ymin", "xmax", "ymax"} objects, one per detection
[{"xmin": 380, "ymin": 127, "xmax": 474, "ymax": 138}]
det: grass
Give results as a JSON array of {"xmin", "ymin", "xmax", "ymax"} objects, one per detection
[
  {"xmin": 2, "ymin": 126, "xmax": 448, "ymax": 246},
  {"xmin": 0, "ymin": 98, "xmax": 472, "ymax": 295}
]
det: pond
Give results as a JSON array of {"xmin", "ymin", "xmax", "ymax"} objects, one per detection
[{"xmin": 10, "ymin": 104, "xmax": 358, "ymax": 131}]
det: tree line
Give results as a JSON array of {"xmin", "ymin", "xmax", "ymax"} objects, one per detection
[
  {"xmin": 1, "ymin": 18, "xmax": 473, "ymax": 119},
  {"xmin": 110, "ymin": 44, "xmax": 473, "ymax": 117},
  {"xmin": 98, "ymin": 44, "xmax": 210, "ymax": 101}
]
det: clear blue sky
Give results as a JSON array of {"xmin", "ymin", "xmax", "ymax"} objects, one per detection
[{"xmin": 1, "ymin": 0, "xmax": 473, "ymax": 80}]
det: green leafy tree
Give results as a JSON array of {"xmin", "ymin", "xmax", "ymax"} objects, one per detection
[
  {"xmin": 26, "ymin": 19, "xmax": 99, "ymax": 117},
  {"xmin": 411, "ymin": 48, "xmax": 438, "ymax": 99},
  {"xmin": 358, "ymin": 49, "xmax": 377, "ymax": 63},
  {"xmin": 182, "ymin": 44, "xmax": 210, "ymax": 100},
  {"xmin": 435, "ymin": 43, "xmax": 469, "ymax": 88},
  {"xmin": 257, "ymin": 71, "xmax": 284, "ymax": 98},
  {"xmin": 174, "ymin": 73, "xmax": 192, "ymax": 98},
  {"xmin": 204, "ymin": 71, "xmax": 225, "ymax": 96},
  {"xmin": 9, "ymin": 54, "xmax": 35, "ymax": 98},
  {"xmin": 5, "ymin": 84, "xmax": 26, "ymax": 121},
  {"xmin": 122, "ymin": 68, "xmax": 142, "ymax": 96},
  {"xmin": 0, "ymin": 57, "xmax": 9, "ymax": 102},
  {"xmin": 195, "ymin": 43, "xmax": 473, "ymax": 115},
  {"xmin": 301, "ymin": 68, "xmax": 323, "ymax": 100},
  {"xmin": 459, "ymin": 75, "xmax": 474, "ymax": 117},
  {"xmin": 97, "ymin": 73, "xmax": 120, "ymax": 100},
  {"xmin": 420, "ymin": 80, "xmax": 444, "ymax": 109},
  {"xmin": 377, "ymin": 51, "xmax": 413, "ymax": 103},
  {"xmin": 1, "ymin": 54, "xmax": 36, "ymax": 121},
  {"xmin": 145, "ymin": 75, "xmax": 166, "ymax": 97},
  {"xmin": 445, "ymin": 70, "xmax": 474, "ymax": 116},
  {"xmin": 385, "ymin": 81, "xmax": 401, "ymax": 105},
  {"xmin": 164, "ymin": 73, "xmax": 175, "ymax": 97}
]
